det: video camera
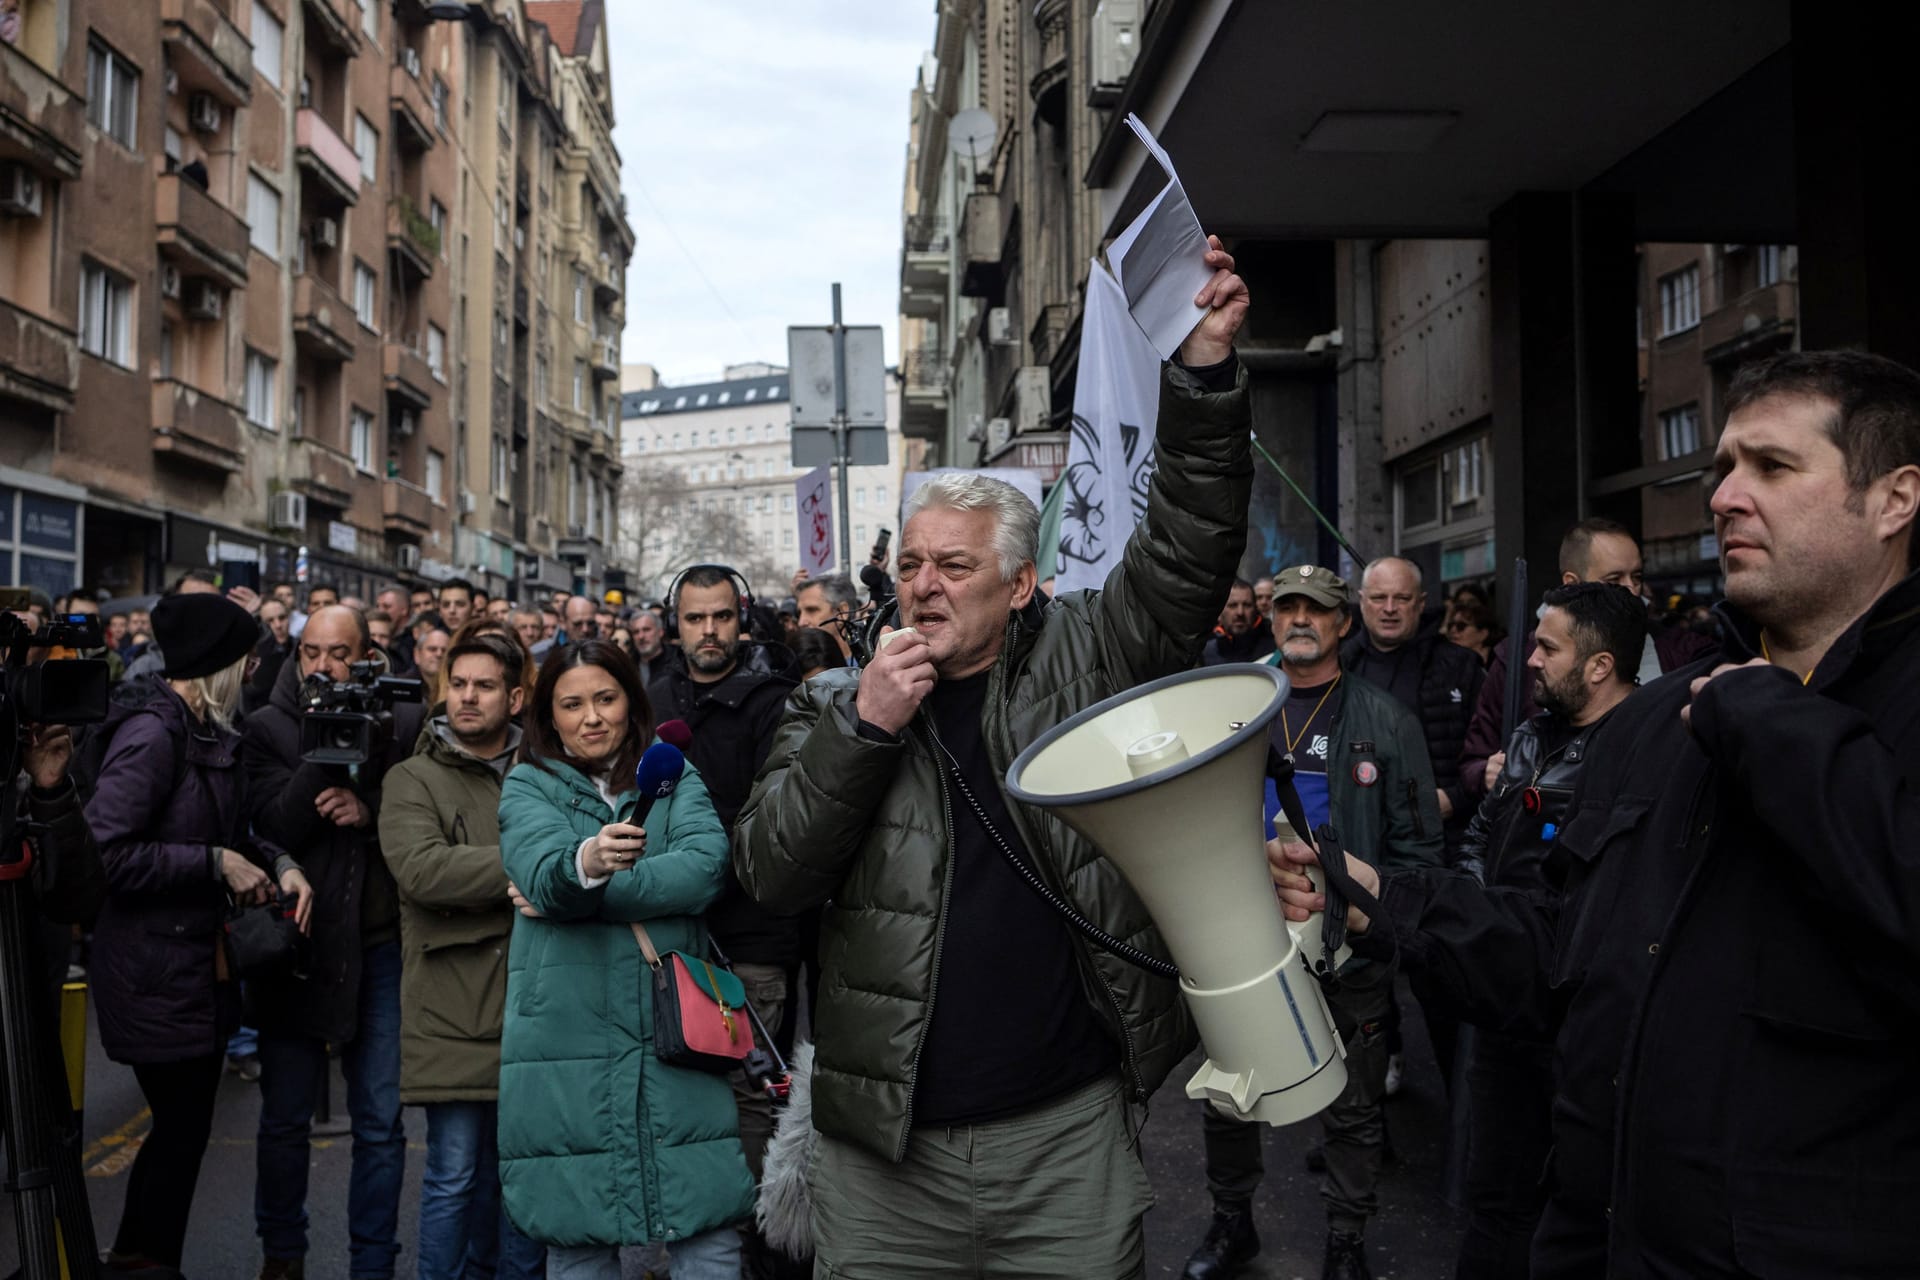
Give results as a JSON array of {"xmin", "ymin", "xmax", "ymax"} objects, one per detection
[
  {"xmin": 0, "ymin": 589, "xmax": 108, "ymax": 731},
  {"xmin": 298, "ymin": 660, "xmax": 423, "ymax": 766}
]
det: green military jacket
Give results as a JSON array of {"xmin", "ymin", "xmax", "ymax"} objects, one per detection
[{"xmin": 734, "ymin": 361, "xmax": 1252, "ymax": 1161}]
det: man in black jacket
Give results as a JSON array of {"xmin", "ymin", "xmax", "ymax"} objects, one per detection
[
  {"xmin": 1275, "ymin": 349, "xmax": 1920, "ymax": 1279},
  {"xmin": 1451, "ymin": 582, "xmax": 1642, "ymax": 1278},
  {"xmin": 647, "ymin": 565, "xmax": 798, "ymax": 1278},
  {"xmin": 1200, "ymin": 578, "xmax": 1276, "ymax": 664},
  {"xmin": 242, "ymin": 604, "xmax": 425, "ymax": 1280}
]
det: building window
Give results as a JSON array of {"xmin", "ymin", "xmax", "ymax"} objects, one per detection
[
  {"xmin": 759, "ymin": 494, "xmax": 771, "ymax": 514},
  {"xmin": 429, "ymin": 198, "xmax": 448, "ymax": 259},
  {"xmin": 426, "ymin": 448, "xmax": 445, "ymax": 502},
  {"xmin": 1755, "ymin": 244, "xmax": 1784, "ymax": 289},
  {"xmin": 352, "ymin": 261, "xmax": 377, "ymax": 328},
  {"xmin": 876, "ymin": 483, "xmax": 888, "ymax": 506},
  {"xmin": 572, "ymin": 269, "xmax": 585, "ymax": 322},
  {"xmin": 572, "ymin": 360, "xmax": 585, "ymax": 411},
  {"xmin": 491, "ymin": 434, "xmax": 509, "ymax": 492},
  {"xmin": 497, "ymin": 69, "xmax": 513, "ymax": 124},
  {"xmin": 707, "ymin": 428, "xmax": 718, "ymax": 446},
  {"xmin": 354, "ymin": 114, "xmax": 378, "ymax": 184},
  {"xmin": 251, "ymin": 2, "xmax": 283, "ymax": 88},
  {"xmin": 781, "ymin": 493, "xmax": 794, "ymax": 513},
  {"xmin": 78, "ymin": 260, "xmax": 132, "ymax": 366},
  {"xmin": 431, "ymin": 76, "xmax": 449, "ymax": 134},
  {"xmin": 1658, "ymin": 265, "xmax": 1700, "ymax": 336},
  {"xmin": 1451, "ymin": 440, "xmax": 1484, "ymax": 505},
  {"xmin": 244, "ymin": 350, "xmax": 277, "ymax": 428},
  {"xmin": 86, "ymin": 38, "xmax": 139, "ymax": 150},
  {"xmin": 247, "ymin": 172, "xmax": 281, "ymax": 258},
  {"xmin": 349, "ymin": 409, "xmax": 375, "ymax": 471},
  {"xmin": 534, "ymin": 354, "xmax": 550, "ymax": 404},
  {"xmin": 427, "ymin": 324, "xmax": 446, "ymax": 379},
  {"xmin": 782, "ymin": 527, "xmax": 793, "ymax": 547},
  {"xmin": 355, "ymin": 0, "xmax": 376, "ymax": 40},
  {"xmin": 1659, "ymin": 404, "xmax": 1702, "ymax": 461},
  {"xmin": 764, "ymin": 423, "xmax": 775, "ymax": 441},
  {"xmin": 855, "ymin": 486, "xmax": 866, "ymax": 508}
]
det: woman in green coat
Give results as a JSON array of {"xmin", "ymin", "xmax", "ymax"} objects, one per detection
[{"xmin": 497, "ymin": 638, "xmax": 753, "ymax": 1279}]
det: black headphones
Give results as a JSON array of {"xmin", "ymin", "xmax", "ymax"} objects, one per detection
[{"xmin": 662, "ymin": 563, "xmax": 755, "ymax": 640}]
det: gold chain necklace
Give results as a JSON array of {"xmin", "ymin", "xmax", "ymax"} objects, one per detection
[
  {"xmin": 1280, "ymin": 673, "xmax": 1341, "ymax": 757},
  {"xmin": 1758, "ymin": 632, "xmax": 1814, "ymax": 686}
]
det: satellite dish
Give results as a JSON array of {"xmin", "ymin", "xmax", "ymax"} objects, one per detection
[{"xmin": 946, "ymin": 108, "xmax": 999, "ymax": 163}]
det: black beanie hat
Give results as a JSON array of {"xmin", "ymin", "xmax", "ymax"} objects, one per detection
[{"xmin": 155, "ymin": 593, "xmax": 260, "ymax": 680}]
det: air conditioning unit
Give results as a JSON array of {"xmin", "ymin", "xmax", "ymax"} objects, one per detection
[
  {"xmin": 270, "ymin": 491, "xmax": 308, "ymax": 529},
  {"xmin": 986, "ymin": 416, "xmax": 1012, "ymax": 454},
  {"xmin": 401, "ymin": 47, "xmax": 422, "ymax": 78},
  {"xmin": 185, "ymin": 279, "xmax": 223, "ymax": 320},
  {"xmin": 0, "ymin": 165, "xmax": 42, "ymax": 219},
  {"xmin": 1088, "ymin": 0, "xmax": 1143, "ymax": 106},
  {"xmin": 396, "ymin": 543, "xmax": 421, "ymax": 571},
  {"xmin": 159, "ymin": 263, "xmax": 182, "ymax": 300},
  {"xmin": 986, "ymin": 306, "xmax": 1015, "ymax": 346},
  {"xmin": 459, "ymin": 488, "xmax": 478, "ymax": 514},
  {"xmin": 394, "ymin": 410, "xmax": 417, "ymax": 438},
  {"xmin": 312, "ymin": 217, "xmax": 339, "ymax": 250},
  {"xmin": 188, "ymin": 93, "xmax": 222, "ymax": 134}
]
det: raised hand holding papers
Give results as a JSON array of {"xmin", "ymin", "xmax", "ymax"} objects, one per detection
[{"xmin": 1106, "ymin": 113, "xmax": 1215, "ymax": 360}]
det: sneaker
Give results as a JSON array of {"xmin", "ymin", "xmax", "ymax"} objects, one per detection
[
  {"xmin": 1323, "ymin": 1229, "xmax": 1373, "ymax": 1280},
  {"xmin": 256, "ymin": 1258, "xmax": 304, "ymax": 1280},
  {"xmin": 227, "ymin": 1053, "xmax": 262, "ymax": 1083},
  {"xmin": 1181, "ymin": 1205, "xmax": 1259, "ymax": 1280},
  {"xmin": 1383, "ymin": 1052, "xmax": 1405, "ymax": 1097}
]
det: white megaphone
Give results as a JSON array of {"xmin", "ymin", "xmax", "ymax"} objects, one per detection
[{"xmin": 1006, "ymin": 664, "xmax": 1348, "ymax": 1126}]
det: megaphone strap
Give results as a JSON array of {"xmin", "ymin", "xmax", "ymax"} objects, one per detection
[{"xmin": 935, "ymin": 743, "xmax": 1181, "ymax": 981}]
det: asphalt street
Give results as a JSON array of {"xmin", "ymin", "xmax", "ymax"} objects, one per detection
[{"xmin": 2, "ymin": 981, "xmax": 1463, "ymax": 1278}]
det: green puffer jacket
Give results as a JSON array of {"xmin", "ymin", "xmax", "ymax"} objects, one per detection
[
  {"xmin": 734, "ymin": 361, "xmax": 1251, "ymax": 1161},
  {"xmin": 378, "ymin": 718, "xmax": 521, "ymax": 1103},
  {"xmin": 496, "ymin": 750, "xmax": 754, "ymax": 1248}
]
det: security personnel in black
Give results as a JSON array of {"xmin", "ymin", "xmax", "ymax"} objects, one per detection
[
  {"xmin": 1451, "ymin": 583, "xmax": 1643, "ymax": 1279},
  {"xmin": 1183, "ymin": 565, "xmax": 1443, "ymax": 1280},
  {"xmin": 645, "ymin": 564, "xmax": 801, "ymax": 1279}
]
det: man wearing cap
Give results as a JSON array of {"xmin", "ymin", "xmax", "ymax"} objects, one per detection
[{"xmin": 1183, "ymin": 564, "xmax": 1442, "ymax": 1280}]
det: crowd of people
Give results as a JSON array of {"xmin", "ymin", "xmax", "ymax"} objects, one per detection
[{"xmin": 6, "ymin": 239, "xmax": 1920, "ymax": 1280}]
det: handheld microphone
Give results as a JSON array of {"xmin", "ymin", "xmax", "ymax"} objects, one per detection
[
  {"xmin": 859, "ymin": 563, "xmax": 895, "ymax": 605},
  {"xmin": 631, "ymin": 742, "xmax": 687, "ymax": 829},
  {"xmin": 655, "ymin": 718, "xmax": 693, "ymax": 752}
]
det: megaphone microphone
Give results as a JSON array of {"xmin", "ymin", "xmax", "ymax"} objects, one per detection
[
  {"xmin": 632, "ymin": 741, "xmax": 687, "ymax": 828},
  {"xmin": 1007, "ymin": 664, "xmax": 1349, "ymax": 1126}
]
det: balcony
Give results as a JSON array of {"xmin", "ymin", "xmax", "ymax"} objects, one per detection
[
  {"xmin": 151, "ymin": 377, "xmax": 244, "ymax": 472},
  {"xmin": 389, "ymin": 63, "xmax": 435, "ymax": 153},
  {"xmin": 959, "ymin": 191, "xmax": 1004, "ymax": 301},
  {"xmin": 901, "ymin": 213, "xmax": 949, "ymax": 318},
  {"xmin": 293, "ymin": 272, "xmax": 355, "ymax": 362},
  {"xmin": 0, "ymin": 42, "xmax": 84, "ymax": 179},
  {"xmin": 295, "ymin": 445, "xmax": 357, "ymax": 510},
  {"xmin": 593, "ymin": 258, "xmax": 622, "ymax": 304},
  {"xmin": 589, "ymin": 335, "xmax": 619, "ymax": 381},
  {"xmin": 386, "ymin": 197, "xmax": 437, "ymax": 281},
  {"xmin": 0, "ymin": 298, "xmax": 78, "ymax": 412},
  {"xmin": 899, "ymin": 344, "xmax": 947, "ymax": 441},
  {"xmin": 300, "ymin": 0, "xmax": 360, "ymax": 57},
  {"xmin": 155, "ymin": 172, "xmax": 249, "ymax": 290},
  {"xmin": 161, "ymin": 0, "xmax": 253, "ymax": 107},
  {"xmin": 296, "ymin": 109, "xmax": 361, "ymax": 207},
  {"xmin": 382, "ymin": 478, "xmax": 433, "ymax": 536},
  {"xmin": 383, "ymin": 341, "xmax": 433, "ymax": 410},
  {"xmin": 1701, "ymin": 280, "xmax": 1798, "ymax": 364}
]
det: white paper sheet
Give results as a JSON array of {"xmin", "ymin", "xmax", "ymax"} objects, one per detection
[{"xmin": 1107, "ymin": 113, "xmax": 1214, "ymax": 361}]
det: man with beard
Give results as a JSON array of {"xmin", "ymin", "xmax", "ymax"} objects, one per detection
[
  {"xmin": 1184, "ymin": 565, "xmax": 1442, "ymax": 1280},
  {"xmin": 1449, "ymin": 582, "xmax": 1642, "ymax": 1278},
  {"xmin": 646, "ymin": 565, "xmax": 798, "ymax": 1277},
  {"xmin": 630, "ymin": 608, "xmax": 671, "ymax": 685},
  {"xmin": 1200, "ymin": 578, "xmax": 1275, "ymax": 664},
  {"xmin": 1272, "ymin": 349, "xmax": 1920, "ymax": 1276}
]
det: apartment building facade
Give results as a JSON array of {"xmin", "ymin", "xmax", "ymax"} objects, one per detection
[
  {"xmin": 619, "ymin": 364, "xmax": 908, "ymax": 601},
  {"xmin": 0, "ymin": 0, "xmax": 629, "ymax": 604}
]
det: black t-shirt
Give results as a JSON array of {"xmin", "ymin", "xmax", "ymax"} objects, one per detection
[{"xmin": 909, "ymin": 670, "xmax": 1117, "ymax": 1125}]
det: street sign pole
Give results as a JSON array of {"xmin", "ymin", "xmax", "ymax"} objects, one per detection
[{"xmin": 829, "ymin": 283, "xmax": 853, "ymax": 573}]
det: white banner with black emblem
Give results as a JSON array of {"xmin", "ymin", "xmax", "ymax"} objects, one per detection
[{"xmin": 1054, "ymin": 261, "xmax": 1161, "ymax": 594}]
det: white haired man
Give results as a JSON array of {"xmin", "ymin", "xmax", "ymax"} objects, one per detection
[{"xmin": 736, "ymin": 238, "xmax": 1251, "ymax": 1277}]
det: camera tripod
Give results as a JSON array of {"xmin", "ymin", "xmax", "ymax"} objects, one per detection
[{"xmin": 0, "ymin": 827, "xmax": 100, "ymax": 1280}]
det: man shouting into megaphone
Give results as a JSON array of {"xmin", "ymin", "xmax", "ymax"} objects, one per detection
[{"xmin": 734, "ymin": 238, "xmax": 1250, "ymax": 1279}]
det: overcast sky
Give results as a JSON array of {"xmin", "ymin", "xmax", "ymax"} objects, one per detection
[{"xmin": 607, "ymin": 3, "xmax": 934, "ymax": 385}]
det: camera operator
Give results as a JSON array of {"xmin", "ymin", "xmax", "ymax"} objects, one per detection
[
  {"xmin": 83, "ymin": 594, "xmax": 310, "ymax": 1272},
  {"xmin": 242, "ymin": 604, "xmax": 427, "ymax": 1280}
]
